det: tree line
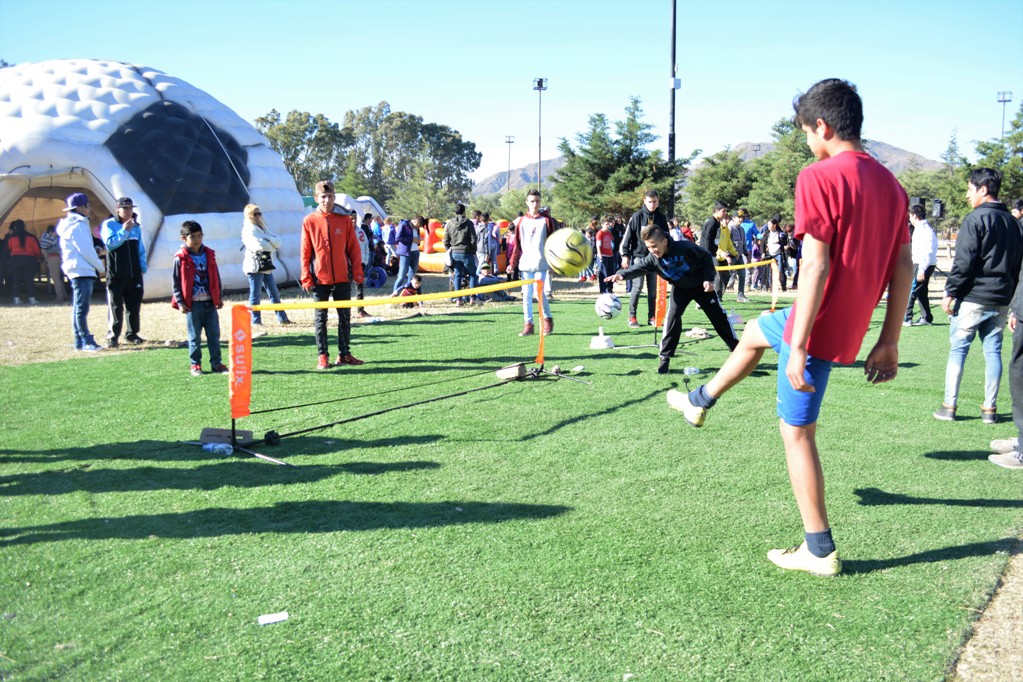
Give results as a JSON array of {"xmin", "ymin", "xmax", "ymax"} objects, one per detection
[{"xmin": 257, "ymin": 98, "xmax": 1023, "ymax": 232}]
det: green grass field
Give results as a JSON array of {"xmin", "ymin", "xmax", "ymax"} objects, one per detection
[{"xmin": 2, "ymin": 294, "xmax": 1021, "ymax": 680}]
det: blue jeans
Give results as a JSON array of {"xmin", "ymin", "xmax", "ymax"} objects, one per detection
[
  {"xmin": 247, "ymin": 272, "xmax": 289, "ymax": 324},
  {"xmin": 392, "ymin": 251, "xmax": 420, "ymax": 294},
  {"xmin": 944, "ymin": 302, "xmax": 1007, "ymax": 409},
  {"xmin": 186, "ymin": 299, "xmax": 222, "ymax": 366},
  {"xmin": 520, "ymin": 270, "xmax": 551, "ymax": 322},
  {"xmin": 449, "ymin": 252, "xmax": 478, "ymax": 303},
  {"xmin": 70, "ymin": 276, "xmax": 96, "ymax": 347}
]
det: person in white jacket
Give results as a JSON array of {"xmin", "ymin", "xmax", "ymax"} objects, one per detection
[
  {"xmin": 241, "ymin": 204, "xmax": 291, "ymax": 326},
  {"xmin": 905, "ymin": 203, "xmax": 939, "ymax": 326},
  {"xmin": 56, "ymin": 193, "xmax": 106, "ymax": 351}
]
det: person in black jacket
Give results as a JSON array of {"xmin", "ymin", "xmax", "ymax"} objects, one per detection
[
  {"xmin": 700, "ymin": 201, "xmax": 729, "ymax": 296},
  {"xmin": 620, "ymin": 190, "xmax": 669, "ymax": 328},
  {"xmin": 606, "ymin": 224, "xmax": 738, "ymax": 374},
  {"xmin": 936, "ymin": 168, "xmax": 1023, "ymax": 423}
]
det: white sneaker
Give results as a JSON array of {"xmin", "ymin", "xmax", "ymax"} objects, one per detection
[
  {"xmin": 737, "ymin": 294, "xmax": 749, "ymax": 303},
  {"xmin": 990, "ymin": 437, "xmax": 1018, "ymax": 454},
  {"xmin": 767, "ymin": 541, "xmax": 842, "ymax": 576},
  {"xmin": 667, "ymin": 389, "xmax": 706, "ymax": 427},
  {"xmin": 989, "ymin": 452, "xmax": 1023, "ymax": 469}
]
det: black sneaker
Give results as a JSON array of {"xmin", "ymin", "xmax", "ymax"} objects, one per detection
[{"xmin": 657, "ymin": 356, "xmax": 670, "ymax": 374}]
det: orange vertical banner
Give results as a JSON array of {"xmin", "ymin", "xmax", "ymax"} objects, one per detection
[
  {"xmin": 655, "ymin": 276, "xmax": 668, "ymax": 327},
  {"xmin": 229, "ymin": 305, "xmax": 252, "ymax": 419}
]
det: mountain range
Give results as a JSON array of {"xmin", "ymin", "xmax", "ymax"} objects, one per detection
[{"xmin": 472, "ymin": 140, "xmax": 942, "ymax": 196}]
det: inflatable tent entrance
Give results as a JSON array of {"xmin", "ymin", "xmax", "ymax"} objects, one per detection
[{"xmin": 0, "ymin": 58, "xmax": 306, "ymax": 300}]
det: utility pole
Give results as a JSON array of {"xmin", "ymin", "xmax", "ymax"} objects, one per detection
[
  {"xmin": 668, "ymin": 0, "xmax": 679, "ymax": 218},
  {"xmin": 533, "ymin": 78, "xmax": 548, "ymax": 192},
  {"xmin": 998, "ymin": 91, "xmax": 1013, "ymax": 140},
  {"xmin": 505, "ymin": 136, "xmax": 515, "ymax": 193}
]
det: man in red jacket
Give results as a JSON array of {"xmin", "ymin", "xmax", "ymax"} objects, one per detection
[{"xmin": 301, "ymin": 180, "xmax": 366, "ymax": 370}]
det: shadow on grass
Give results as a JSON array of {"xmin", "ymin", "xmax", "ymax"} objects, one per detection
[
  {"xmin": 854, "ymin": 486, "xmax": 1023, "ymax": 508},
  {"xmin": 0, "ymin": 458, "xmax": 442, "ymax": 497},
  {"xmin": 0, "ymin": 500, "xmax": 572, "ymax": 546},
  {"xmin": 521, "ymin": 388, "xmax": 663, "ymax": 441},
  {"xmin": 924, "ymin": 450, "xmax": 991, "ymax": 461},
  {"xmin": 0, "ymin": 434, "xmax": 446, "ymax": 464},
  {"xmin": 842, "ymin": 537, "xmax": 1021, "ymax": 575}
]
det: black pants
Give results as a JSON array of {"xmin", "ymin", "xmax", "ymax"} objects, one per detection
[
  {"xmin": 313, "ymin": 282, "xmax": 352, "ymax": 357},
  {"xmin": 1010, "ymin": 322, "xmax": 1023, "ymax": 445},
  {"xmin": 905, "ymin": 264, "xmax": 935, "ymax": 323},
  {"xmin": 354, "ymin": 262, "xmax": 369, "ymax": 310},
  {"xmin": 661, "ymin": 285, "xmax": 739, "ymax": 357},
  {"xmin": 628, "ymin": 270, "xmax": 657, "ymax": 319},
  {"xmin": 713, "ymin": 260, "xmax": 731, "ymax": 300},
  {"xmin": 107, "ymin": 277, "xmax": 144, "ymax": 340}
]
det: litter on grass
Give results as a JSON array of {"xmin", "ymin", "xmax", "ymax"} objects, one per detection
[{"xmin": 258, "ymin": 611, "xmax": 289, "ymax": 625}]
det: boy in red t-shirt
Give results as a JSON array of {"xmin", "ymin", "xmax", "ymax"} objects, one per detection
[
  {"xmin": 596, "ymin": 217, "xmax": 617, "ymax": 294},
  {"xmin": 668, "ymin": 79, "xmax": 912, "ymax": 576}
]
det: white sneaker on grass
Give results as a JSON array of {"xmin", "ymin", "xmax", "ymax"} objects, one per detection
[
  {"xmin": 988, "ymin": 452, "xmax": 1023, "ymax": 469},
  {"xmin": 990, "ymin": 437, "xmax": 1018, "ymax": 454},
  {"xmin": 767, "ymin": 541, "xmax": 842, "ymax": 577}
]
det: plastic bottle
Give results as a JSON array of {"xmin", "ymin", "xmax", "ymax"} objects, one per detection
[
  {"xmin": 682, "ymin": 367, "xmax": 701, "ymax": 376},
  {"xmin": 202, "ymin": 443, "xmax": 234, "ymax": 456}
]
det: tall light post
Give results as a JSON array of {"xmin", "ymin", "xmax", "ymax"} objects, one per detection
[
  {"xmin": 505, "ymin": 135, "xmax": 515, "ymax": 193},
  {"xmin": 533, "ymin": 77, "xmax": 547, "ymax": 192},
  {"xmin": 668, "ymin": 0, "xmax": 679, "ymax": 218},
  {"xmin": 998, "ymin": 91, "xmax": 1013, "ymax": 140}
]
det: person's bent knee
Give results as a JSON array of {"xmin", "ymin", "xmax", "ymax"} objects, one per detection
[{"xmin": 738, "ymin": 318, "xmax": 771, "ymax": 350}]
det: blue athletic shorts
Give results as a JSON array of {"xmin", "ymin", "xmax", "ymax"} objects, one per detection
[{"xmin": 758, "ymin": 308, "xmax": 833, "ymax": 426}]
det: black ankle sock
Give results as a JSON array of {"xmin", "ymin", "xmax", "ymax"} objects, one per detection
[
  {"xmin": 805, "ymin": 529, "xmax": 835, "ymax": 557},
  {"xmin": 688, "ymin": 385, "xmax": 717, "ymax": 409}
]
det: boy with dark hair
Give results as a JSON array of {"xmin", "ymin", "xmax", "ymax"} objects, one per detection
[
  {"xmin": 936, "ymin": 167, "xmax": 1023, "ymax": 423},
  {"xmin": 620, "ymin": 190, "xmax": 669, "ymax": 327},
  {"xmin": 605, "ymin": 224, "xmax": 738, "ymax": 373},
  {"xmin": 301, "ymin": 180, "xmax": 366, "ymax": 370},
  {"xmin": 668, "ymin": 78, "xmax": 913, "ymax": 576},
  {"xmin": 508, "ymin": 189, "xmax": 556, "ymax": 336},
  {"xmin": 171, "ymin": 221, "xmax": 227, "ymax": 376},
  {"xmin": 905, "ymin": 203, "xmax": 938, "ymax": 326}
]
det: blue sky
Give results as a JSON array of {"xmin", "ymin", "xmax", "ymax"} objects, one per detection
[{"xmin": 2, "ymin": 0, "xmax": 1021, "ymax": 183}]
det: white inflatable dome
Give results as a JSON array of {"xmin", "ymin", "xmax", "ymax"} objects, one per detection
[{"xmin": 0, "ymin": 58, "xmax": 305, "ymax": 299}]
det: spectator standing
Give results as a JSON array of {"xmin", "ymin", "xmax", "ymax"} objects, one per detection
[
  {"xmin": 354, "ymin": 213, "xmax": 375, "ymax": 317},
  {"xmin": 904, "ymin": 203, "xmax": 938, "ymax": 326},
  {"xmin": 300, "ymin": 180, "xmax": 366, "ymax": 370},
  {"xmin": 443, "ymin": 203, "xmax": 478, "ymax": 306},
  {"xmin": 6, "ymin": 219, "xmax": 42, "ymax": 305},
  {"xmin": 56, "ymin": 193, "xmax": 105, "ymax": 351},
  {"xmin": 392, "ymin": 217, "xmax": 421, "ymax": 295},
  {"xmin": 171, "ymin": 221, "xmax": 227, "ymax": 376},
  {"xmin": 39, "ymin": 224, "xmax": 66, "ymax": 302},
  {"xmin": 241, "ymin": 203, "xmax": 291, "ymax": 328},
  {"xmin": 621, "ymin": 190, "xmax": 669, "ymax": 327},
  {"xmin": 508, "ymin": 189, "xmax": 556, "ymax": 335},
  {"xmin": 935, "ymin": 168, "xmax": 1023, "ymax": 423},
  {"xmin": 101, "ymin": 197, "xmax": 148, "ymax": 345}
]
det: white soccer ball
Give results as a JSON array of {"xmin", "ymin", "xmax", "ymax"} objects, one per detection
[{"xmin": 595, "ymin": 293, "xmax": 622, "ymax": 320}]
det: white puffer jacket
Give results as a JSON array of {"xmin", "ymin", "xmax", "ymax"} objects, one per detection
[{"xmin": 241, "ymin": 220, "xmax": 283, "ymax": 274}]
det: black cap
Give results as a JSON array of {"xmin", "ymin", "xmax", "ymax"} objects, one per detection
[{"xmin": 116, "ymin": 197, "xmax": 134, "ymax": 208}]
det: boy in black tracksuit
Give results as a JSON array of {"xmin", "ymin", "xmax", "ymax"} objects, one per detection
[{"xmin": 606, "ymin": 224, "xmax": 739, "ymax": 374}]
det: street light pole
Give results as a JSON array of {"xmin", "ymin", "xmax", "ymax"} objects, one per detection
[
  {"xmin": 533, "ymin": 77, "xmax": 547, "ymax": 192},
  {"xmin": 998, "ymin": 91, "xmax": 1013, "ymax": 141},
  {"xmin": 668, "ymin": 0, "xmax": 679, "ymax": 218},
  {"xmin": 505, "ymin": 136, "xmax": 515, "ymax": 193}
]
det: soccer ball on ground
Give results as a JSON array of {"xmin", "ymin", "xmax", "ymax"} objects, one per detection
[
  {"xmin": 595, "ymin": 293, "xmax": 622, "ymax": 320},
  {"xmin": 545, "ymin": 228, "xmax": 593, "ymax": 277}
]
